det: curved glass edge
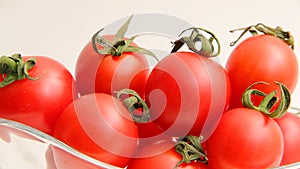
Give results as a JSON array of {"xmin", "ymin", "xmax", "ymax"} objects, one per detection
[
  {"xmin": 0, "ymin": 107, "xmax": 300, "ymax": 169},
  {"xmin": 0, "ymin": 118, "xmax": 123, "ymax": 169}
]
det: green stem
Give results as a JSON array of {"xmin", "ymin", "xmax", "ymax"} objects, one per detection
[
  {"xmin": 242, "ymin": 81, "xmax": 291, "ymax": 118},
  {"xmin": 0, "ymin": 54, "xmax": 39, "ymax": 88},
  {"xmin": 230, "ymin": 23, "xmax": 294, "ymax": 49},
  {"xmin": 174, "ymin": 135, "xmax": 208, "ymax": 169},
  {"xmin": 92, "ymin": 15, "xmax": 158, "ymax": 61},
  {"xmin": 115, "ymin": 89, "xmax": 150, "ymax": 123},
  {"xmin": 171, "ymin": 27, "xmax": 221, "ymax": 57}
]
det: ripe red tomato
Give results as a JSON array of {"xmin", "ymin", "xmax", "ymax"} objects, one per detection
[
  {"xmin": 53, "ymin": 93, "xmax": 139, "ymax": 168},
  {"xmin": 127, "ymin": 140, "xmax": 208, "ymax": 169},
  {"xmin": 75, "ymin": 34, "xmax": 150, "ymax": 97},
  {"xmin": 145, "ymin": 51, "xmax": 231, "ymax": 140},
  {"xmin": 275, "ymin": 112, "xmax": 300, "ymax": 166},
  {"xmin": 226, "ymin": 34, "xmax": 298, "ymax": 109},
  {"xmin": 206, "ymin": 108, "xmax": 284, "ymax": 169},
  {"xmin": 0, "ymin": 55, "xmax": 78, "ymax": 135}
]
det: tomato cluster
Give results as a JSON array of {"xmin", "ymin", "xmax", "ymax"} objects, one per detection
[{"xmin": 1, "ymin": 16, "xmax": 300, "ymax": 169}]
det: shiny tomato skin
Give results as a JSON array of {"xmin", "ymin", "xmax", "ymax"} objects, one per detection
[
  {"xmin": 53, "ymin": 93, "xmax": 139, "ymax": 168},
  {"xmin": 0, "ymin": 56, "xmax": 78, "ymax": 135},
  {"xmin": 226, "ymin": 35, "xmax": 298, "ymax": 109},
  {"xmin": 75, "ymin": 35, "xmax": 149, "ymax": 97},
  {"xmin": 127, "ymin": 140, "xmax": 208, "ymax": 169},
  {"xmin": 206, "ymin": 108, "xmax": 284, "ymax": 169},
  {"xmin": 145, "ymin": 51, "xmax": 231, "ymax": 140},
  {"xmin": 275, "ymin": 112, "xmax": 300, "ymax": 165}
]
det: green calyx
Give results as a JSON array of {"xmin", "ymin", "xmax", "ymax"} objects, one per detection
[
  {"xmin": 242, "ymin": 81, "xmax": 291, "ymax": 118},
  {"xmin": 171, "ymin": 27, "xmax": 221, "ymax": 57},
  {"xmin": 230, "ymin": 23, "xmax": 294, "ymax": 49},
  {"xmin": 116, "ymin": 89, "xmax": 150, "ymax": 123},
  {"xmin": 174, "ymin": 135, "xmax": 208, "ymax": 169},
  {"xmin": 92, "ymin": 15, "xmax": 158, "ymax": 61},
  {"xmin": 0, "ymin": 54, "xmax": 39, "ymax": 88}
]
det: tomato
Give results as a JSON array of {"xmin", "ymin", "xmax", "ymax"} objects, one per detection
[
  {"xmin": 206, "ymin": 108, "xmax": 284, "ymax": 169},
  {"xmin": 53, "ymin": 93, "xmax": 139, "ymax": 168},
  {"xmin": 127, "ymin": 140, "xmax": 208, "ymax": 169},
  {"xmin": 226, "ymin": 34, "xmax": 298, "ymax": 109},
  {"xmin": 275, "ymin": 112, "xmax": 300, "ymax": 166},
  {"xmin": 75, "ymin": 16, "xmax": 154, "ymax": 98},
  {"xmin": 0, "ymin": 54, "xmax": 78, "ymax": 135},
  {"xmin": 75, "ymin": 36, "xmax": 150, "ymax": 97},
  {"xmin": 145, "ymin": 51, "xmax": 231, "ymax": 140}
]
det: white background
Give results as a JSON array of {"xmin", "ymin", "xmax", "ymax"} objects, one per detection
[{"xmin": 1, "ymin": 0, "xmax": 300, "ymax": 168}]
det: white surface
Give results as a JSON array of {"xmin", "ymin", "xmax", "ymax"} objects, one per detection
[{"xmin": 1, "ymin": 0, "xmax": 300, "ymax": 168}]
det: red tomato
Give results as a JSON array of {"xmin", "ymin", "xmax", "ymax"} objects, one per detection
[
  {"xmin": 75, "ymin": 35, "xmax": 150, "ymax": 97},
  {"xmin": 127, "ymin": 140, "xmax": 208, "ymax": 169},
  {"xmin": 226, "ymin": 35, "xmax": 298, "ymax": 109},
  {"xmin": 275, "ymin": 112, "xmax": 300, "ymax": 166},
  {"xmin": 145, "ymin": 51, "xmax": 231, "ymax": 140},
  {"xmin": 0, "ymin": 55, "xmax": 78, "ymax": 135},
  {"xmin": 53, "ymin": 93, "xmax": 139, "ymax": 168},
  {"xmin": 206, "ymin": 108, "xmax": 284, "ymax": 169}
]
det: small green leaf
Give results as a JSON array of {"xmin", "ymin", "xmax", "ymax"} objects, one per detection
[
  {"xmin": 113, "ymin": 15, "xmax": 134, "ymax": 44},
  {"xmin": 0, "ymin": 75, "xmax": 16, "ymax": 88}
]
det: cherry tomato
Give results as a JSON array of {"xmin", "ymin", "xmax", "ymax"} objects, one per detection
[
  {"xmin": 145, "ymin": 51, "xmax": 231, "ymax": 140},
  {"xmin": 53, "ymin": 93, "xmax": 139, "ymax": 168},
  {"xmin": 0, "ymin": 55, "xmax": 78, "ymax": 135},
  {"xmin": 206, "ymin": 108, "xmax": 284, "ymax": 169},
  {"xmin": 226, "ymin": 34, "xmax": 298, "ymax": 109},
  {"xmin": 127, "ymin": 140, "xmax": 208, "ymax": 169},
  {"xmin": 275, "ymin": 112, "xmax": 300, "ymax": 166}
]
